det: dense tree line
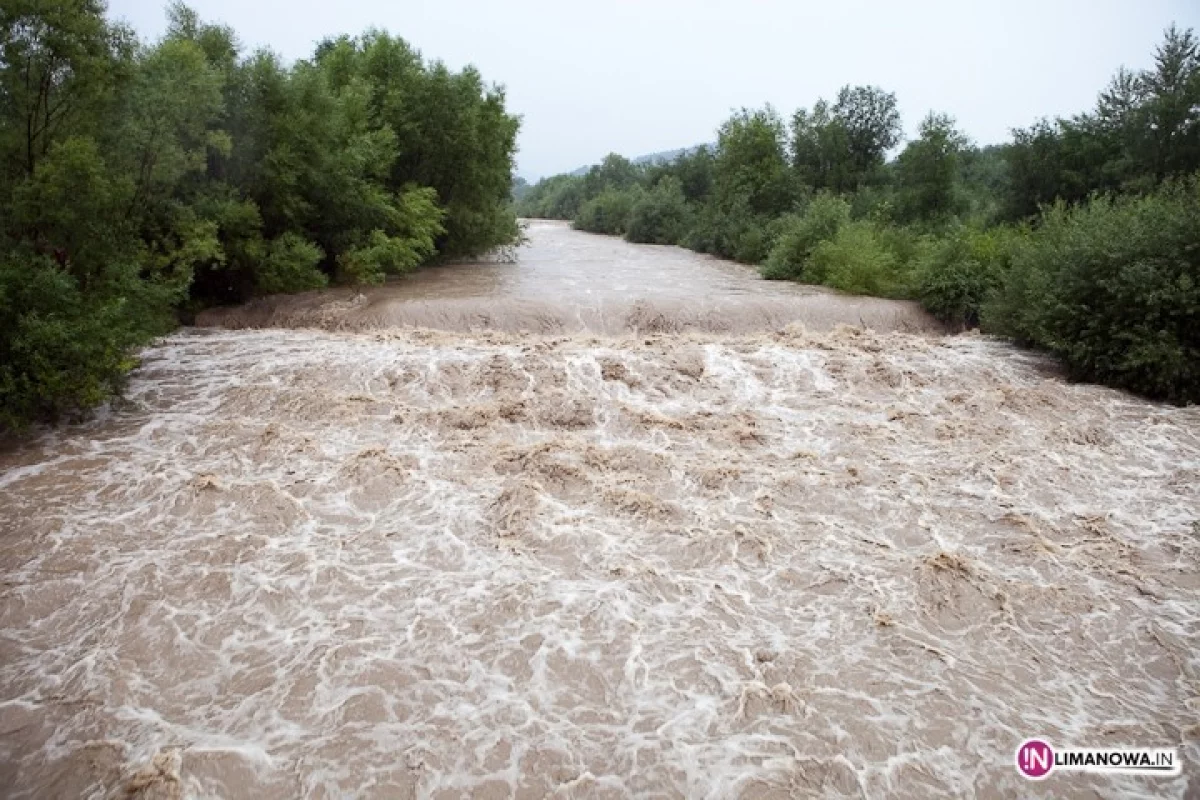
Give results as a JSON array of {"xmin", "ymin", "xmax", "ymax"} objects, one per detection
[
  {"xmin": 518, "ymin": 27, "xmax": 1200, "ymax": 404},
  {"xmin": 1, "ymin": 0, "xmax": 520, "ymax": 431}
]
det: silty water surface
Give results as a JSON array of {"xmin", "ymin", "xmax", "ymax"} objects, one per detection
[{"xmin": 1, "ymin": 222, "xmax": 1198, "ymax": 798}]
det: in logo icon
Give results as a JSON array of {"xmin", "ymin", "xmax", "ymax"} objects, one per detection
[{"xmin": 1016, "ymin": 739, "xmax": 1054, "ymax": 780}]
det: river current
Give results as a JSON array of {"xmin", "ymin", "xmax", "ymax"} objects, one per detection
[{"xmin": 2, "ymin": 221, "xmax": 1197, "ymax": 798}]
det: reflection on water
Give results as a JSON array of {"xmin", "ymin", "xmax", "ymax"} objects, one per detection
[{"xmin": 1, "ymin": 226, "xmax": 1199, "ymax": 798}]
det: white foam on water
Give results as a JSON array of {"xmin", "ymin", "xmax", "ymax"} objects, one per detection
[{"xmin": 1, "ymin": 324, "xmax": 1198, "ymax": 799}]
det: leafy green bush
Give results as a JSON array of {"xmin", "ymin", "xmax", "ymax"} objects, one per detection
[
  {"xmin": 760, "ymin": 193, "xmax": 851, "ymax": 280},
  {"xmin": 913, "ymin": 226, "xmax": 1017, "ymax": 328},
  {"xmin": 874, "ymin": 223, "xmax": 928, "ymax": 271},
  {"xmin": 0, "ymin": 136, "xmax": 176, "ymax": 430},
  {"xmin": 0, "ymin": 253, "xmax": 153, "ymax": 430},
  {"xmin": 573, "ymin": 187, "xmax": 641, "ymax": 236},
  {"xmin": 679, "ymin": 198, "xmax": 774, "ymax": 264},
  {"xmin": 255, "ymin": 233, "xmax": 327, "ymax": 294},
  {"xmin": 680, "ymin": 205, "xmax": 719, "ymax": 254},
  {"xmin": 625, "ymin": 177, "xmax": 691, "ymax": 244},
  {"xmin": 985, "ymin": 180, "xmax": 1200, "ymax": 403},
  {"xmin": 336, "ymin": 187, "xmax": 445, "ymax": 285},
  {"xmin": 808, "ymin": 220, "xmax": 906, "ymax": 296},
  {"xmin": 731, "ymin": 216, "xmax": 774, "ymax": 264},
  {"xmin": 849, "ymin": 184, "xmax": 895, "ymax": 221}
]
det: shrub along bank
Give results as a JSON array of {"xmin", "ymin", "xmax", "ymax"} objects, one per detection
[{"xmin": 518, "ymin": 27, "xmax": 1200, "ymax": 403}]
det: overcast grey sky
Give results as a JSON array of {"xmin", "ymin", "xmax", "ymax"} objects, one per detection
[{"xmin": 108, "ymin": 0, "xmax": 1200, "ymax": 180}]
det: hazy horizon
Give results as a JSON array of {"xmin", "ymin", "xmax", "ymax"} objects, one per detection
[{"xmin": 107, "ymin": 0, "xmax": 1200, "ymax": 181}]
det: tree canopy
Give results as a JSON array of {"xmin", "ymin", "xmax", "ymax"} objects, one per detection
[
  {"xmin": 516, "ymin": 28, "xmax": 1200, "ymax": 404},
  {"xmin": 1, "ymin": 0, "xmax": 521, "ymax": 430}
]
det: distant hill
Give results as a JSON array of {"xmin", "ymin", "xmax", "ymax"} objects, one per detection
[
  {"xmin": 566, "ymin": 145, "xmax": 709, "ymax": 177},
  {"xmin": 632, "ymin": 147, "xmax": 700, "ymax": 166}
]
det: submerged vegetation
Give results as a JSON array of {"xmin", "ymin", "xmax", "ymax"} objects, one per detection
[
  {"xmin": 1, "ymin": 0, "xmax": 520, "ymax": 430},
  {"xmin": 518, "ymin": 27, "xmax": 1200, "ymax": 404}
]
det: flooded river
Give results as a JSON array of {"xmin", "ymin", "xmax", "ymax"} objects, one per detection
[
  {"xmin": 196, "ymin": 221, "xmax": 938, "ymax": 335},
  {"xmin": 1, "ymin": 221, "xmax": 1198, "ymax": 798}
]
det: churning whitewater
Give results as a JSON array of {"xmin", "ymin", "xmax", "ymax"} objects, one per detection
[{"xmin": 1, "ymin": 223, "xmax": 1198, "ymax": 798}]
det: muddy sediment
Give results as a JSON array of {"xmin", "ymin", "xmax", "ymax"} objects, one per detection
[{"xmin": 1, "ymin": 222, "xmax": 1198, "ymax": 798}]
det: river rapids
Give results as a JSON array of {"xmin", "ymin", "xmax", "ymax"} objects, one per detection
[{"xmin": 1, "ymin": 222, "xmax": 1198, "ymax": 798}]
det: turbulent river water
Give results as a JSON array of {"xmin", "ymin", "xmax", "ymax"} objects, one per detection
[{"xmin": 1, "ymin": 221, "xmax": 1198, "ymax": 798}]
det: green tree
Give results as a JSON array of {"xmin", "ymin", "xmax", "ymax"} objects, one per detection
[
  {"xmin": 0, "ymin": 0, "xmax": 133, "ymax": 180},
  {"xmin": 670, "ymin": 145, "xmax": 715, "ymax": 203},
  {"xmin": 714, "ymin": 106, "xmax": 794, "ymax": 217},
  {"xmin": 1, "ymin": 2, "xmax": 523, "ymax": 431},
  {"xmin": 959, "ymin": 144, "xmax": 1010, "ymax": 224},
  {"xmin": 0, "ymin": 1, "xmax": 157, "ymax": 428},
  {"xmin": 515, "ymin": 173, "xmax": 585, "ymax": 219},
  {"xmin": 319, "ymin": 32, "xmax": 519, "ymax": 259},
  {"xmin": 894, "ymin": 112, "xmax": 970, "ymax": 223},
  {"xmin": 582, "ymin": 153, "xmax": 639, "ymax": 198},
  {"xmin": 1139, "ymin": 25, "xmax": 1200, "ymax": 182},
  {"xmin": 792, "ymin": 86, "xmax": 901, "ymax": 193},
  {"xmin": 1003, "ymin": 27, "xmax": 1200, "ymax": 220},
  {"xmin": 833, "ymin": 85, "xmax": 903, "ymax": 185}
]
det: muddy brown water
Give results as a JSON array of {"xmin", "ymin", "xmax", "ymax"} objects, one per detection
[
  {"xmin": 196, "ymin": 221, "xmax": 939, "ymax": 336},
  {"xmin": 2, "ymin": 221, "xmax": 1199, "ymax": 798}
]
